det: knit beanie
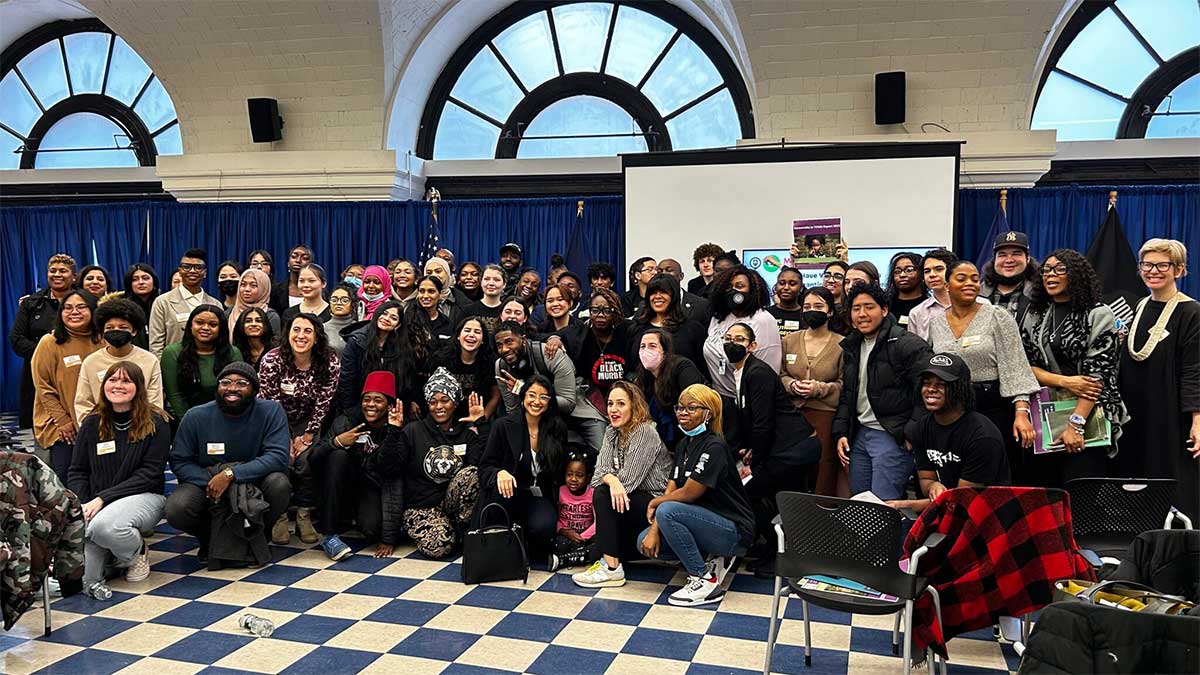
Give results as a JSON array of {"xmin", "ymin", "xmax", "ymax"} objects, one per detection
[{"xmin": 218, "ymin": 361, "xmax": 260, "ymax": 392}]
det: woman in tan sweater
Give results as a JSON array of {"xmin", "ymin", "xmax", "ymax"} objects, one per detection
[
  {"xmin": 31, "ymin": 289, "xmax": 103, "ymax": 481},
  {"xmin": 780, "ymin": 287, "xmax": 846, "ymax": 496}
]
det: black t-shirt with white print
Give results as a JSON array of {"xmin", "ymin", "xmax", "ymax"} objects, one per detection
[
  {"xmin": 670, "ymin": 430, "xmax": 756, "ymax": 549},
  {"xmin": 912, "ymin": 410, "xmax": 1010, "ymax": 490}
]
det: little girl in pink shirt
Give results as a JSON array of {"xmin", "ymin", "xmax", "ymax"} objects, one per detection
[{"xmin": 549, "ymin": 451, "xmax": 600, "ymax": 571}]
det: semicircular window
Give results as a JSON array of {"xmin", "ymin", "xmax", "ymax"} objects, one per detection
[
  {"xmin": 420, "ymin": 2, "xmax": 754, "ymax": 159},
  {"xmin": 0, "ymin": 20, "xmax": 181, "ymax": 169},
  {"xmin": 1031, "ymin": 0, "xmax": 1200, "ymax": 141}
]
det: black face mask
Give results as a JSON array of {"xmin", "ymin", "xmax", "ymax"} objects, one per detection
[
  {"xmin": 803, "ymin": 310, "xmax": 829, "ymax": 329},
  {"xmin": 104, "ymin": 329, "xmax": 133, "ymax": 348},
  {"xmin": 728, "ymin": 291, "xmax": 747, "ymax": 308},
  {"xmin": 218, "ymin": 280, "xmax": 239, "ymax": 298},
  {"xmin": 722, "ymin": 342, "xmax": 747, "ymax": 363}
]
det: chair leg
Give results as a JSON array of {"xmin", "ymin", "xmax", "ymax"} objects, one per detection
[
  {"xmin": 802, "ymin": 600, "xmax": 812, "ymax": 667},
  {"xmin": 42, "ymin": 577, "xmax": 52, "ymax": 637},
  {"xmin": 764, "ymin": 575, "xmax": 783, "ymax": 675},
  {"xmin": 1021, "ymin": 612, "xmax": 1031, "ymax": 643},
  {"xmin": 925, "ymin": 587, "xmax": 947, "ymax": 675},
  {"xmin": 902, "ymin": 599, "xmax": 914, "ymax": 675},
  {"xmin": 892, "ymin": 612, "xmax": 901, "ymax": 655}
]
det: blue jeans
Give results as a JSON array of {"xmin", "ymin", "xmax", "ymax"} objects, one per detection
[
  {"xmin": 848, "ymin": 426, "xmax": 914, "ymax": 501},
  {"xmin": 637, "ymin": 501, "xmax": 742, "ymax": 577}
]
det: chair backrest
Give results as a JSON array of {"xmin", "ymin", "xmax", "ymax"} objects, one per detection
[
  {"xmin": 1065, "ymin": 478, "xmax": 1178, "ymax": 538},
  {"xmin": 775, "ymin": 491, "xmax": 917, "ymax": 599}
]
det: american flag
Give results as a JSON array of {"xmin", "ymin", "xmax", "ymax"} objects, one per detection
[{"xmin": 420, "ymin": 187, "xmax": 442, "ymax": 267}]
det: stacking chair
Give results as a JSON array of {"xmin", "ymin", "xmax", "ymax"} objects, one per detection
[
  {"xmin": 1065, "ymin": 478, "xmax": 1191, "ymax": 564},
  {"xmin": 763, "ymin": 492, "xmax": 947, "ymax": 675}
]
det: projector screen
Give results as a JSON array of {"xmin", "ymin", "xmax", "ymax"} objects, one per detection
[{"xmin": 623, "ymin": 143, "xmax": 959, "ymax": 269}]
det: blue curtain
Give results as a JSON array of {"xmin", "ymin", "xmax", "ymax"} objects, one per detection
[
  {"xmin": 1, "ymin": 196, "xmax": 623, "ymax": 411},
  {"xmin": 958, "ymin": 184, "xmax": 1199, "ymax": 297}
]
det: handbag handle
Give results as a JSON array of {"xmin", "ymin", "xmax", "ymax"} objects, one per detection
[{"xmin": 478, "ymin": 501, "xmax": 514, "ymax": 530}]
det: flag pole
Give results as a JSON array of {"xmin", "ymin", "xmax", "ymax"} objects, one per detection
[
  {"xmin": 577, "ymin": 200, "xmax": 584, "ymax": 218},
  {"xmin": 999, "ymin": 188, "xmax": 1007, "ymax": 216}
]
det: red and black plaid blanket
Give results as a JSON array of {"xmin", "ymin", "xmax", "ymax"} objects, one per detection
[{"xmin": 901, "ymin": 487, "xmax": 1096, "ymax": 656}]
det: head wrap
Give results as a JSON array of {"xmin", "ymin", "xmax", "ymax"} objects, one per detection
[
  {"xmin": 423, "ymin": 366, "xmax": 461, "ymax": 403},
  {"xmin": 359, "ymin": 265, "xmax": 390, "ymax": 320},
  {"xmin": 228, "ymin": 268, "xmax": 273, "ymax": 333}
]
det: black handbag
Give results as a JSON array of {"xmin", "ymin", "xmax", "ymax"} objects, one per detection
[{"xmin": 461, "ymin": 502, "xmax": 529, "ymax": 585}]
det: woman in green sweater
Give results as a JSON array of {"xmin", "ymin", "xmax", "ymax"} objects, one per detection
[{"xmin": 161, "ymin": 304, "xmax": 241, "ymax": 426}]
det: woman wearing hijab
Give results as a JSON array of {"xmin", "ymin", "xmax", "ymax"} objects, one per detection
[
  {"xmin": 358, "ymin": 265, "xmax": 391, "ymax": 321},
  {"xmin": 424, "ymin": 257, "xmax": 471, "ymax": 310},
  {"xmin": 228, "ymin": 268, "xmax": 280, "ymax": 335}
]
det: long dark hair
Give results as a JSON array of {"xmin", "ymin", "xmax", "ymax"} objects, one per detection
[
  {"xmin": 366, "ymin": 300, "xmax": 430, "ymax": 396},
  {"xmin": 635, "ymin": 274, "xmax": 686, "ymax": 330},
  {"xmin": 886, "ymin": 251, "xmax": 922, "ymax": 300},
  {"xmin": 177, "ymin": 304, "xmax": 235, "ymax": 388},
  {"xmin": 278, "ymin": 312, "xmax": 335, "ymax": 385},
  {"xmin": 121, "ymin": 263, "xmax": 160, "ymax": 315},
  {"xmin": 519, "ymin": 374, "xmax": 566, "ymax": 479},
  {"xmin": 435, "ymin": 315, "xmax": 495, "ymax": 366},
  {"xmin": 232, "ymin": 306, "xmax": 277, "ymax": 362},
  {"xmin": 634, "ymin": 328, "xmax": 681, "ymax": 409},
  {"xmin": 52, "ymin": 289, "xmax": 100, "ymax": 344},
  {"xmin": 1030, "ymin": 248, "xmax": 1102, "ymax": 315},
  {"xmin": 710, "ymin": 265, "xmax": 770, "ymax": 321}
]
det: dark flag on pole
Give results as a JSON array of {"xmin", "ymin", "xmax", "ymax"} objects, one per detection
[
  {"xmin": 1085, "ymin": 192, "xmax": 1143, "ymax": 337},
  {"xmin": 564, "ymin": 200, "xmax": 588, "ymax": 281},
  {"xmin": 975, "ymin": 189, "xmax": 1010, "ymax": 269},
  {"xmin": 420, "ymin": 188, "xmax": 442, "ymax": 267}
]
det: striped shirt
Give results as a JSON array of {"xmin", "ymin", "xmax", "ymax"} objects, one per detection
[{"xmin": 591, "ymin": 421, "xmax": 672, "ymax": 496}]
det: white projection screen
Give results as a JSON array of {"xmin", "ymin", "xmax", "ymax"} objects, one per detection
[{"xmin": 622, "ymin": 143, "xmax": 960, "ymax": 267}]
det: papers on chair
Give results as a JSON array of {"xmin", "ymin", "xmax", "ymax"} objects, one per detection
[
  {"xmin": 798, "ymin": 575, "xmax": 899, "ymax": 603},
  {"xmin": 851, "ymin": 491, "xmax": 887, "ymax": 504}
]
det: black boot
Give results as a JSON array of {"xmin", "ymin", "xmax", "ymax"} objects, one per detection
[{"xmin": 549, "ymin": 546, "xmax": 591, "ymax": 572}]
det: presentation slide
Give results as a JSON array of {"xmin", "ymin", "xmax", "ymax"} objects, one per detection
[
  {"xmin": 744, "ymin": 246, "xmax": 939, "ymax": 291},
  {"xmin": 623, "ymin": 143, "xmax": 958, "ymax": 270}
]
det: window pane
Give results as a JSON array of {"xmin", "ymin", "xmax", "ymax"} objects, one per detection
[
  {"xmin": 64, "ymin": 32, "xmax": 111, "ymax": 95},
  {"xmin": 105, "ymin": 37, "xmax": 152, "ymax": 105},
  {"xmin": 493, "ymin": 11, "xmax": 557, "ymax": 91},
  {"xmin": 1116, "ymin": 0, "xmax": 1200, "ymax": 61},
  {"xmin": 449, "ymin": 47, "xmax": 523, "ymax": 123},
  {"xmin": 134, "ymin": 77, "xmax": 176, "ymax": 132},
  {"xmin": 0, "ymin": 127, "xmax": 22, "ymax": 170},
  {"xmin": 605, "ymin": 5, "xmax": 674, "ymax": 85},
  {"xmin": 552, "ymin": 3, "xmax": 612, "ymax": 73},
  {"xmin": 1056, "ymin": 8, "xmax": 1157, "ymax": 98},
  {"xmin": 666, "ymin": 87, "xmax": 740, "ymax": 150},
  {"xmin": 1031, "ymin": 71, "xmax": 1127, "ymax": 140},
  {"xmin": 517, "ymin": 95, "xmax": 646, "ymax": 158},
  {"xmin": 0, "ymin": 71, "xmax": 42, "ymax": 135},
  {"xmin": 18, "ymin": 40, "xmax": 70, "ymax": 107},
  {"xmin": 154, "ymin": 122, "xmax": 183, "ymax": 155},
  {"xmin": 35, "ymin": 112, "xmax": 139, "ymax": 168},
  {"xmin": 1147, "ymin": 73, "xmax": 1200, "ymax": 138},
  {"xmin": 642, "ymin": 35, "xmax": 723, "ymax": 115},
  {"xmin": 433, "ymin": 101, "xmax": 501, "ymax": 159}
]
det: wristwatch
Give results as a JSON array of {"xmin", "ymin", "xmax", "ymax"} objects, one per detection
[
  {"xmin": 223, "ymin": 467, "xmax": 235, "ymax": 480},
  {"xmin": 1068, "ymin": 413, "xmax": 1087, "ymax": 427}
]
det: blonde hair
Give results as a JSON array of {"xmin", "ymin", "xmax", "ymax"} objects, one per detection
[
  {"xmin": 609, "ymin": 381, "xmax": 650, "ymax": 441},
  {"xmin": 1139, "ymin": 238, "xmax": 1187, "ymax": 276},
  {"xmin": 48, "ymin": 253, "xmax": 77, "ymax": 272},
  {"xmin": 678, "ymin": 383, "xmax": 723, "ymax": 436}
]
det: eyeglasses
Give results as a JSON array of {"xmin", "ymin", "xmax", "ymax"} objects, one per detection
[
  {"xmin": 673, "ymin": 404, "xmax": 709, "ymax": 415},
  {"xmin": 1139, "ymin": 261, "xmax": 1176, "ymax": 273},
  {"xmin": 893, "ymin": 266, "xmax": 917, "ymax": 275},
  {"xmin": 218, "ymin": 378, "xmax": 252, "ymax": 390},
  {"xmin": 1043, "ymin": 264, "xmax": 1069, "ymax": 277},
  {"xmin": 62, "ymin": 304, "xmax": 89, "ymax": 314},
  {"xmin": 590, "ymin": 307, "xmax": 616, "ymax": 316},
  {"xmin": 179, "ymin": 263, "xmax": 206, "ymax": 272},
  {"xmin": 822, "ymin": 272, "xmax": 845, "ymax": 281},
  {"xmin": 330, "ymin": 297, "xmax": 352, "ymax": 304},
  {"xmin": 722, "ymin": 335, "xmax": 751, "ymax": 345}
]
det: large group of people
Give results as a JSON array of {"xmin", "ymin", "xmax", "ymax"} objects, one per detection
[{"xmin": 7, "ymin": 232, "xmax": 1198, "ymax": 607}]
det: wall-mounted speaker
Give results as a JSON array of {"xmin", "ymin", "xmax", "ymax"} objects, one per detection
[
  {"xmin": 248, "ymin": 98, "xmax": 283, "ymax": 143},
  {"xmin": 875, "ymin": 71, "xmax": 905, "ymax": 125}
]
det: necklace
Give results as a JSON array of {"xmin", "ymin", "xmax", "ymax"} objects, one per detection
[
  {"xmin": 1127, "ymin": 291, "xmax": 1190, "ymax": 361},
  {"xmin": 114, "ymin": 419, "xmax": 132, "ymax": 431}
]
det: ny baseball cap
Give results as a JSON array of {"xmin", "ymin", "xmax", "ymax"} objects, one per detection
[{"xmin": 993, "ymin": 230, "xmax": 1029, "ymax": 252}]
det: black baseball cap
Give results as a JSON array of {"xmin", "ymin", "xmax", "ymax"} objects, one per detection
[
  {"xmin": 993, "ymin": 230, "xmax": 1029, "ymax": 252},
  {"xmin": 500, "ymin": 243, "xmax": 523, "ymax": 256},
  {"xmin": 919, "ymin": 353, "xmax": 971, "ymax": 384}
]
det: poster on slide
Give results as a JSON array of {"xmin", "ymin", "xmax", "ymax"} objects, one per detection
[{"xmin": 792, "ymin": 217, "xmax": 842, "ymax": 263}]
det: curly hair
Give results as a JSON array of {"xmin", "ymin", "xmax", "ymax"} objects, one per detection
[
  {"xmin": 587, "ymin": 286, "xmax": 623, "ymax": 316},
  {"xmin": 1029, "ymin": 248, "xmax": 1101, "ymax": 314},
  {"xmin": 278, "ymin": 312, "xmax": 335, "ymax": 386},
  {"xmin": 709, "ymin": 265, "xmax": 770, "ymax": 321},
  {"xmin": 692, "ymin": 243, "xmax": 725, "ymax": 270},
  {"xmin": 635, "ymin": 274, "xmax": 686, "ymax": 330},
  {"xmin": 177, "ymin": 304, "xmax": 236, "ymax": 389},
  {"xmin": 587, "ymin": 262, "xmax": 616, "ymax": 284},
  {"xmin": 93, "ymin": 297, "xmax": 146, "ymax": 334}
]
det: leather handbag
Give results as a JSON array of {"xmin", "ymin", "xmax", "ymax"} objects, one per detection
[{"xmin": 461, "ymin": 502, "xmax": 529, "ymax": 585}]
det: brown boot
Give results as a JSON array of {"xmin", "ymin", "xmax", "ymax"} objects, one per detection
[
  {"xmin": 271, "ymin": 513, "xmax": 291, "ymax": 545},
  {"xmin": 296, "ymin": 507, "xmax": 319, "ymax": 544}
]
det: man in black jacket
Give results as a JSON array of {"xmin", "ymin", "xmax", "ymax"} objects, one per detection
[
  {"xmin": 833, "ymin": 284, "xmax": 932, "ymax": 500},
  {"xmin": 9, "ymin": 253, "xmax": 76, "ymax": 428}
]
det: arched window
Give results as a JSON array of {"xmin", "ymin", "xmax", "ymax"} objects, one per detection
[
  {"xmin": 417, "ymin": 1, "xmax": 754, "ymax": 160},
  {"xmin": 1031, "ymin": 0, "xmax": 1199, "ymax": 141},
  {"xmin": 0, "ymin": 19, "xmax": 181, "ymax": 170}
]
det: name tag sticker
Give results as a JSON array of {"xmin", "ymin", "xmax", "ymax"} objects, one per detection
[
  {"xmin": 96, "ymin": 441, "xmax": 116, "ymax": 456},
  {"xmin": 961, "ymin": 335, "xmax": 983, "ymax": 348},
  {"xmin": 783, "ymin": 320, "xmax": 800, "ymax": 331},
  {"xmin": 63, "ymin": 354, "xmax": 82, "ymax": 367},
  {"xmin": 207, "ymin": 442, "xmax": 225, "ymax": 455},
  {"xmin": 98, "ymin": 371, "xmax": 108, "ymax": 382},
  {"xmin": 175, "ymin": 312, "xmax": 190, "ymax": 322},
  {"xmin": 898, "ymin": 315, "xmax": 910, "ymax": 326},
  {"xmin": 280, "ymin": 382, "xmax": 296, "ymax": 395},
  {"xmin": 786, "ymin": 353, "xmax": 798, "ymax": 364},
  {"xmin": 453, "ymin": 443, "xmax": 467, "ymax": 457}
]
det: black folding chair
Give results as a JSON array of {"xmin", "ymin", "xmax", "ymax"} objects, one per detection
[
  {"xmin": 1065, "ymin": 478, "xmax": 1191, "ymax": 564},
  {"xmin": 763, "ymin": 492, "xmax": 947, "ymax": 675}
]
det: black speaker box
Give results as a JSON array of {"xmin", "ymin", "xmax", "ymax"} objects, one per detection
[
  {"xmin": 875, "ymin": 72, "xmax": 905, "ymax": 125},
  {"xmin": 248, "ymin": 98, "xmax": 283, "ymax": 142}
]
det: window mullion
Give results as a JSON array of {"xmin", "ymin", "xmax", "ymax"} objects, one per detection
[
  {"xmin": 129, "ymin": 73, "xmax": 155, "ymax": 109},
  {"xmin": 1110, "ymin": 5, "xmax": 1165, "ymax": 66},
  {"xmin": 59, "ymin": 37, "xmax": 74, "ymax": 97},
  {"xmin": 599, "ymin": 4, "xmax": 620, "ymax": 74},
  {"xmin": 150, "ymin": 118, "xmax": 178, "ymax": 137},
  {"xmin": 13, "ymin": 67, "xmax": 46, "ymax": 113},
  {"xmin": 487, "ymin": 42, "xmax": 529, "ymax": 96},
  {"xmin": 663, "ymin": 84, "xmax": 724, "ymax": 122},
  {"xmin": 636, "ymin": 30, "xmax": 682, "ymax": 90},
  {"xmin": 545, "ymin": 9, "xmax": 565, "ymax": 77},
  {"xmin": 448, "ymin": 96, "xmax": 505, "ymax": 128},
  {"xmin": 100, "ymin": 32, "xmax": 115, "ymax": 97},
  {"xmin": 1054, "ymin": 67, "xmax": 1131, "ymax": 103},
  {"xmin": 0, "ymin": 121, "xmax": 28, "ymax": 142}
]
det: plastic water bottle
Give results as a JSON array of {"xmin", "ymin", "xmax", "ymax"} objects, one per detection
[{"xmin": 238, "ymin": 613, "xmax": 275, "ymax": 638}]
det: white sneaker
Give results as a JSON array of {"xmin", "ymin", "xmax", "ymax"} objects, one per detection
[
  {"xmin": 125, "ymin": 540, "xmax": 150, "ymax": 582},
  {"xmin": 669, "ymin": 574, "xmax": 723, "ymax": 606},
  {"xmin": 705, "ymin": 556, "xmax": 736, "ymax": 586},
  {"xmin": 572, "ymin": 560, "xmax": 626, "ymax": 588}
]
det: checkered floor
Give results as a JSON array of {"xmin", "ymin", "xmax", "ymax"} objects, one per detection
[{"xmin": 1, "ymin": 418, "xmax": 1021, "ymax": 675}]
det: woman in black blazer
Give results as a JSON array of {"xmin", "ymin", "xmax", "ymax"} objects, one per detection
[{"xmin": 477, "ymin": 374, "xmax": 567, "ymax": 552}]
